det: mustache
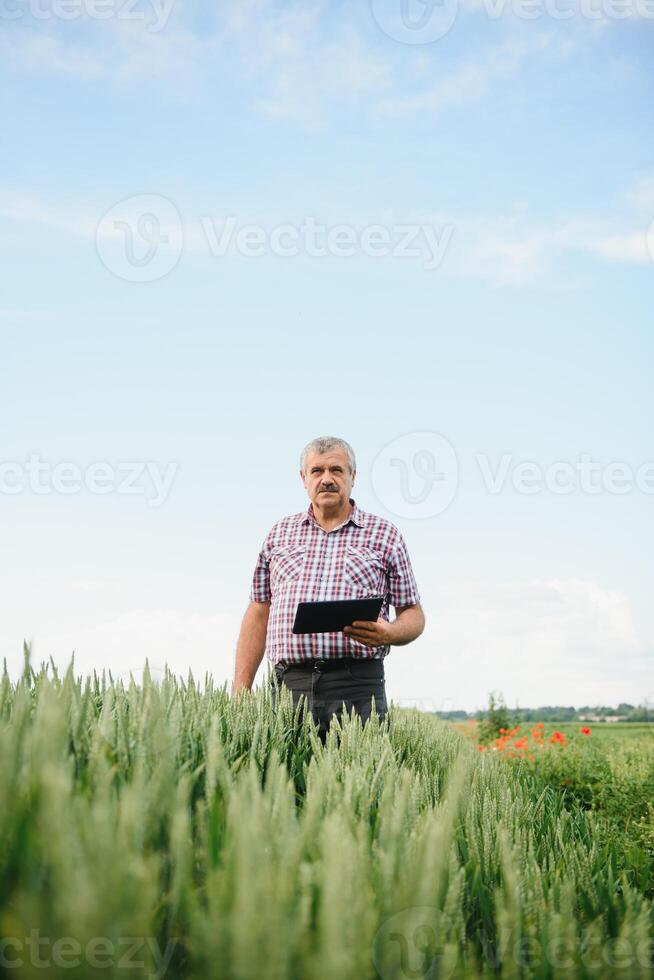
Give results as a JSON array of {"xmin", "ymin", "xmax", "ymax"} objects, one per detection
[{"xmin": 319, "ymin": 486, "xmax": 339, "ymax": 492}]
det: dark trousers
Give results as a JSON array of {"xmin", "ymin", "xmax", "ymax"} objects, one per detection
[{"xmin": 270, "ymin": 657, "xmax": 389, "ymax": 744}]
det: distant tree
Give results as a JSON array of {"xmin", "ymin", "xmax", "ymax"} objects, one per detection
[
  {"xmin": 624, "ymin": 706, "xmax": 653, "ymax": 722},
  {"xmin": 431, "ymin": 700, "xmax": 652, "ymax": 724},
  {"xmin": 478, "ymin": 691, "xmax": 512, "ymax": 744}
]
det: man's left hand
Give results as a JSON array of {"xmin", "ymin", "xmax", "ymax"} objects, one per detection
[{"xmin": 343, "ymin": 618, "xmax": 394, "ymax": 647}]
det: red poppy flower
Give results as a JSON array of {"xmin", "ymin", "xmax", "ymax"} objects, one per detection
[{"xmin": 580, "ymin": 727, "xmax": 591, "ymax": 735}]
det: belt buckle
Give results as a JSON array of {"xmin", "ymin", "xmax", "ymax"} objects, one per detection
[{"xmin": 313, "ymin": 658, "xmax": 326, "ymax": 671}]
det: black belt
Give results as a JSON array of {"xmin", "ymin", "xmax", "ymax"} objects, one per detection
[{"xmin": 275, "ymin": 657, "xmax": 382, "ymax": 672}]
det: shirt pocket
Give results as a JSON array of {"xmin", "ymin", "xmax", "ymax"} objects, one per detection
[
  {"xmin": 345, "ymin": 545, "xmax": 386, "ymax": 596},
  {"xmin": 270, "ymin": 544, "xmax": 306, "ymax": 591}
]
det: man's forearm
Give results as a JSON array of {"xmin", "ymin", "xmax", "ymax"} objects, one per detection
[
  {"xmin": 389, "ymin": 604, "xmax": 425, "ymax": 646},
  {"xmin": 233, "ymin": 601, "xmax": 270, "ymax": 692}
]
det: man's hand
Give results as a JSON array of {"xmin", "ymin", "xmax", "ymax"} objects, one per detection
[
  {"xmin": 343, "ymin": 618, "xmax": 394, "ymax": 647},
  {"xmin": 343, "ymin": 603, "xmax": 425, "ymax": 648}
]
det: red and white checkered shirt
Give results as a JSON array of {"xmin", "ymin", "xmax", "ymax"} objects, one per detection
[{"xmin": 249, "ymin": 497, "xmax": 421, "ymax": 665}]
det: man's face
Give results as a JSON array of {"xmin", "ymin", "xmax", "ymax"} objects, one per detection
[{"xmin": 301, "ymin": 448, "xmax": 355, "ymax": 510}]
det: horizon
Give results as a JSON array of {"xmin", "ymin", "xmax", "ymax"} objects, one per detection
[{"xmin": 7, "ymin": 647, "xmax": 653, "ymax": 718}]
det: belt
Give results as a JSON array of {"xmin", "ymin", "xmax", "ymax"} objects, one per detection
[{"xmin": 275, "ymin": 657, "xmax": 381, "ymax": 672}]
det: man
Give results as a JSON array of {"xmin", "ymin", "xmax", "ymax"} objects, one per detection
[{"xmin": 232, "ymin": 436, "xmax": 425, "ymax": 742}]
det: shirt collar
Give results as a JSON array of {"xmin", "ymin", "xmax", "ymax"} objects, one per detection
[{"xmin": 301, "ymin": 496, "xmax": 365, "ymax": 529}]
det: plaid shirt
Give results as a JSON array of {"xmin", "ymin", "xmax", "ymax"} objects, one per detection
[{"xmin": 249, "ymin": 497, "xmax": 421, "ymax": 665}]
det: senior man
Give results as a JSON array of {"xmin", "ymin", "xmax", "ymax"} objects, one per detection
[{"xmin": 232, "ymin": 436, "xmax": 425, "ymax": 741}]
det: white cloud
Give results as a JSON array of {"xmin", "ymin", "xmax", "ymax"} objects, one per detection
[
  {"xmin": 435, "ymin": 200, "xmax": 654, "ymax": 286},
  {"xmin": 374, "ymin": 32, "xmax": 574, "ymax": 118},
  {"xmin": 0, "ymin": 192, "xmax": 96, "ymax": 239},
  {"xmin": 385, "ymin": 578, "xmax": 651, "ymax": 711},
  {"xmin": 0, "ymin": 31, "xmax": 103, "ymax": 76},
  {"xmin": 3, "ymin": 169, "xmax": 653, "ymax": 286},
  {"xmin": 0, "ymin": 14, "xmax": 220, "ymax": 94},
  {"xmin": 255, "ymin": 29, "xmax": 393, "ymax": 123},
  {"xmin": 0, "ymin": 11, "xmax": 573, "ymax": 126},
  {"xmin": 0, "ymin": 3, "xmax": 334, "ymax": 112},
  {"xmin": 589, "ymin": 230, "xmax": 652, "ymax": 265},
  {"xmin": 6, "ymin": 609, "xmax": 243, "ymax": 690}
]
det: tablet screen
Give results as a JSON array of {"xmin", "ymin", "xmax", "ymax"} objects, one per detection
[{"xmin": 292, "ymin": 596, "xmax": 385, "ymax": 634}]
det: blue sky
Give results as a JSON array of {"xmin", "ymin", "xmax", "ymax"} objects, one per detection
[{"xmin": 1, "ymin": 0, "xmax": 652, "ymax": 711}]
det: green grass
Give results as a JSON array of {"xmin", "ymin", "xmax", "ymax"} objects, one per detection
[
  {"xmin": 509, "ymin": 723, "xmax": 654, "ymax": 901},
  {"xmin": 1, "ymin": 658, "xmax": 653, "ymax": 979},
  {"xmin": 552, "ymin": 722, "xmax": 654, "ymax": 744}
]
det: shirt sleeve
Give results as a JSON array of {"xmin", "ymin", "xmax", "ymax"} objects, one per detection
[
  {"xmin": 249, "ymin": 532, "xmax": 272, "ymax": 602},
  {"xmin": 387, "ymin": 532, "xmax": 421, "ymax": 608}
]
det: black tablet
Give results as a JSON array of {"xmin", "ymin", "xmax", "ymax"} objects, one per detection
[{"xmin": 292, "ymin": 596, "xmax": 385, "ymax": 634}]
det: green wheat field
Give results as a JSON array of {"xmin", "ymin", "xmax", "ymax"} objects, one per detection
[{"xmin": 1, "ymin": 655, "xmax": 653, "ymax": 979}]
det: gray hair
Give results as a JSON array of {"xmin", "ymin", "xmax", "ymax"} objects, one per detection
[{"xmin": 300, "ymin": 436, "xmax": 356, "ymax": 475}]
